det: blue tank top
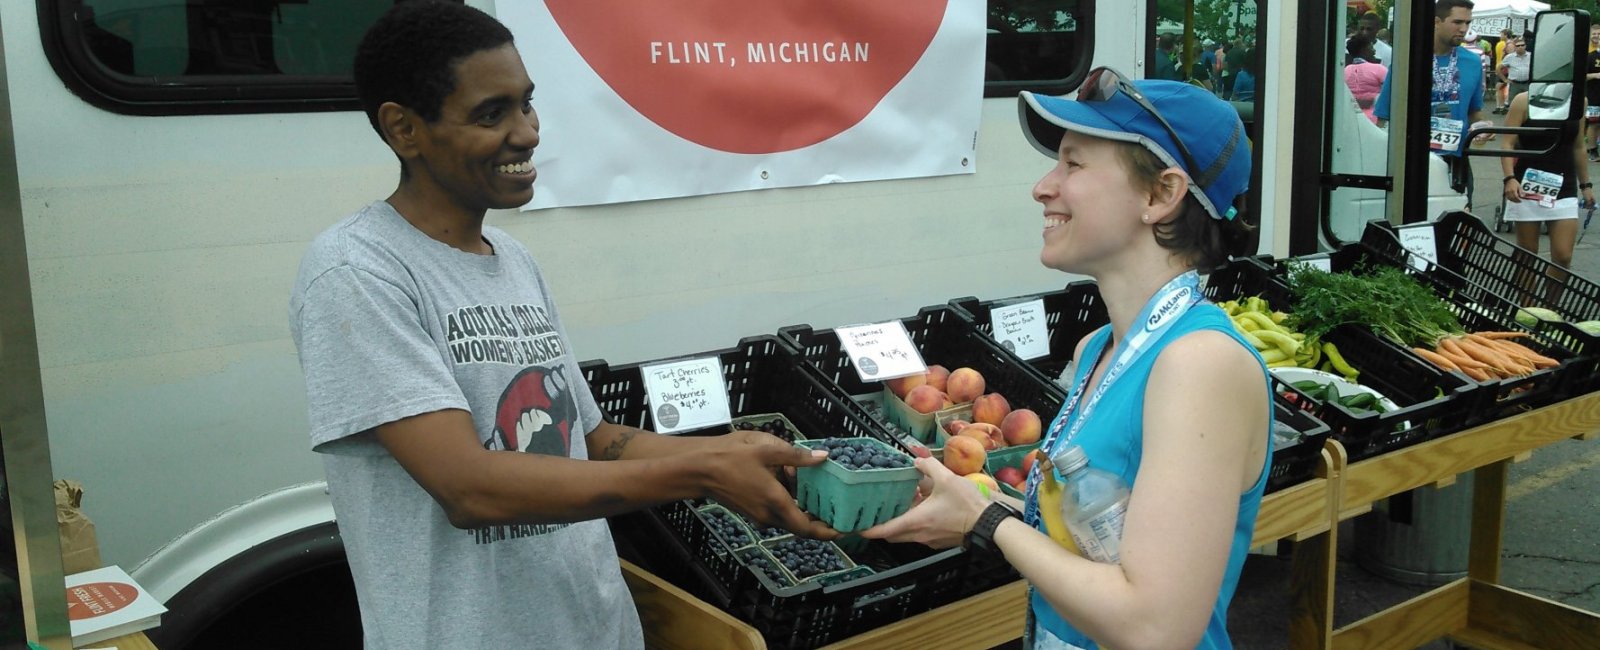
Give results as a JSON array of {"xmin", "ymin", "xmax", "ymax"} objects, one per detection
[{"xmin": 1029, "ymin": 303, "xmax": 1272, "ymax": 650}]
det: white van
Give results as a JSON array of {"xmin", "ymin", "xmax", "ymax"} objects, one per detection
[{"xmin": 0, "ymin": 1, "xmax": 1470, "ymax": 644}]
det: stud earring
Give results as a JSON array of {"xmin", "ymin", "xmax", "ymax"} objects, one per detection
[{"xmin": 1141, "ymin": 213, "xmax": 1151, "ymax": 223}]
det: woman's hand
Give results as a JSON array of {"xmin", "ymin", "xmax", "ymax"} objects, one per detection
[
  {"xmin": 1504, "ymin": 177, "xmax": 1522, "ymax": 203},
  {"xmin": 858, "ymin": 457, "xmax": 992, "ymax": 548},
  {"xmin": 1582, "ymin": 186, "xmax": 1595, "ymax": 208}
]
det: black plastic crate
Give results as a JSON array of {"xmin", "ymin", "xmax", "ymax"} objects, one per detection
[
  {"xmin": 779, "ymin": 305, "xmax": 1068, "ymax": 449},
  {"xmin": 1205, "ymin": 257, "xmax": 1479, "ymax": 461},
  {"xmin": 1319, "ymin": 238, "xmax": 1586, "ymax": 420},
  {"xmin": 581, "ymin": 335, "xmax": 884, "ymax": 442},
  {"xmin": 613, "ymin": 498, "xmax": 972, "ymax": 650},
  {"xmin": 1268, "ymin": 380, "xmax": 1332, "ymax": 494},
  {"xmin": 1365, "ymin": 213, "xmax": 1600, "ymax": 396},
  {"xmin": 586, "ymin": 336, "xmax": 993, "ymax": 649},
  {"xmin": 947, "ymin": 280, "xmax": 1109, "ymax": 387}
]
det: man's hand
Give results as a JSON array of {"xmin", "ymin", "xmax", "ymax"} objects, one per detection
[{"xmin": 703, "ymin": 432, "xmax": 840, "ymax": 540}]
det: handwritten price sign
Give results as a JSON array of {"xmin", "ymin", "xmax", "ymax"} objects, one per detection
[
  {"xmin": 641, "ymin": 356, "xmax": 732, "ymax": 434},
  {"xmin": 835, "ymin": 320, "xmax": 927, "ymax": 383},
  {"xmin": 1397, "ymin": 223, "xmax": 1438, "ymax": 272},
  {"xmin": 991, "ymin": 299, "xmax": 1049, "ymax": 360}
]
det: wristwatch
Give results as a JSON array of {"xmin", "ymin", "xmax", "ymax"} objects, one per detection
[
  {"xmin": 964, "ymin": 500, "xmax": 1023, "ymax": 557},
  {"xmin": 1581, "ymin": 182, "xmax": 1594, "ymax": 190},
  {"xmin": 1503, "ymin": 175, "xmax": 1518, "ymax": 185}
]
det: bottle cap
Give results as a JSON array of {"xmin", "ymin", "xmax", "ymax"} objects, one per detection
[{"xmin": 1048, "ymin": 444, "xmax": 1089, "ymax": 474}]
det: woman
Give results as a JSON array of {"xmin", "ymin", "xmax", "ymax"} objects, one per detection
[
  {"xmin": 1500, "ymin": 87, "xmax": 1595, "ymax": 270},
  {"xmin": 1345, "ymin": 35, "xmax": 1388, "ymax": 124},
  {"xmin": 863, "ymin": 71, "xmax": 1271, "ymax": 650}
]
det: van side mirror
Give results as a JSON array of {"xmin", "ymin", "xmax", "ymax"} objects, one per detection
[{"xmin": 1526, "ymin": 10, "xmax": 1590, "ymax": 122}]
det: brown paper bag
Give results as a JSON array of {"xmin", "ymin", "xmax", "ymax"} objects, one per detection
[{"xmin": 55, "ymin": 479, "xmax": 102, "ymax": 575}]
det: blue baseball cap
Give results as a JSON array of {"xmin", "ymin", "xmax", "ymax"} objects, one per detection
[{"xmin": 1019, "ymin": 79, "xmax": 1250, "ymax": 222}]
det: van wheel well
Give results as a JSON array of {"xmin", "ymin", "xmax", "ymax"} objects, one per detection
[{"xmin": 147, "ymin": 521, "xmax": 361, "ymax": 649}]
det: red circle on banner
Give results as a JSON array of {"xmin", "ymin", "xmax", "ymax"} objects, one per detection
[
  {"xmin": 66, "ymin": 581, "xmax": 138, "ymax": 621},
  {"xmin": 545, "ymin": 0, "xmax": 949, "ymax": 154}
]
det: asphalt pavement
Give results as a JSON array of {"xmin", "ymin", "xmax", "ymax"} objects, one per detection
[{"xmin": 1222, "ymin": 111, "xmax": 1600, "ymax": 649}]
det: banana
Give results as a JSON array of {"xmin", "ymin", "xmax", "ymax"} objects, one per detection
[{"xmin": 1034, "ymin": 458, "xmax": 1081, "ymax": 555}]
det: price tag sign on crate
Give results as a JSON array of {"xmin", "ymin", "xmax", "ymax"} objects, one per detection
[
  {"xmin": 1304, "ymin": 256, "xmax": 1332, "ymax": 273},
  {"xmin": 641, "ymin": 356, "xmax": 732, "ymax": 434},
  {"xmin": 1397, "ymin": 223, "xmax": 1439, "ymax": 271},
  {"xmin": 835, "ymin": 321, "xmax": 927, "ymax": 383},
  {"xmin": 990, "ymin": 299, "xmax": 1049, "ymax": 360}
]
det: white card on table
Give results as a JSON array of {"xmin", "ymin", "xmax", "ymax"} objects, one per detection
[{"xmin": 641, "ymin": 356, "xmax": 731, "ymax": 434}]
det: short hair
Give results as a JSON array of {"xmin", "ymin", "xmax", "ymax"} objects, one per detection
[
  {"xmin": 1436, "ymin": 0, "xmax": 1474, "ymax": 21},
  {"xmin": 1116, "ymin": 143, "xmax": 1253, "ymax": 271},
  {"xmin": 1360, "ymin": 11, "xmax": 1381, "ymax": 25},
  {"xmin": 353, "ymin": 0, "xmax": 515, "ymax": 140}
]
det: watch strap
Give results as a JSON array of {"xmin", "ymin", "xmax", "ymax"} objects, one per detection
[{"xmin": 964, "ymin": 500, "xmax": 1022, "ymax": 557}]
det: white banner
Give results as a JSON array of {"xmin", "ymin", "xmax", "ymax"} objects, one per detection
[{"xmin": 497, "ymin": 0, "xmax": 986, "ymax": 209}]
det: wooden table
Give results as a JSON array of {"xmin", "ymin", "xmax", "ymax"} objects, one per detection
[
  {"xmin": 75, "ymin": 631, "xmax": 157, "ymax": 650},
  {"xmin": 1291, "ymin": 391, "xmax": 1600, "ymax": 650},
  {"xmin": 626, "ymin": 447, "xmax": 1345, "ymax": 650}
]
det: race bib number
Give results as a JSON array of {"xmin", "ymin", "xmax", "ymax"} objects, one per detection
[
  {"xmin": 1520, "ymin": 168, "xmax": 1562, "ymax": 208},
  {"xmin": 1587, "ymin": 105, "xmax": 1600, "ymax": 119},
  {"xmin": 1429, "ymin": 116, "xmax": 1464, "ymax": 152}
]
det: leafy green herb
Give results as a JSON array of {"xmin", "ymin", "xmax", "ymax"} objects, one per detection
[{"xmin": 1285, "ymin": 262, "xmax": 1462, "ymax": 348}]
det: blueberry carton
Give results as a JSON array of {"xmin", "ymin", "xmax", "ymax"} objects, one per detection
[{"xmin": 793, "ymin": 437, "xmax": 921, "ymax": 533}]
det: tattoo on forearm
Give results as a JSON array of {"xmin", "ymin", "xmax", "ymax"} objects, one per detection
[{"xmin": 599, "ymin": 429, "xmax": 639, "ymax": 460}]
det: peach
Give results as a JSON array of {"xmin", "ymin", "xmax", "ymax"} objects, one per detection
[
  {"xmin": 943, "ymin": 419, "xmax": 970, "ymax": 436},
  {"xmin": 971, "ymin": 393, "xmax": 1012, "ymax": 426},
  {"xmin": 946, "ymin": 367, "xmax": 986, "ymax": 403},
  {"xmin": 925, "ymin": 365, "xmax": 951, "ymax": 393},
  {"xmin": 994, "ymin": 466, "xmax": 1026, "ymax": 489},
  {"xmin": 1021, "ymin": 448, "xmax": 1043, "ymax": 475},
  {"xmin": 886, "ymin": 372, "xmax": 926, "ymax": 400},
  {"xmin": 964, "ymin": 472, "xmax": 1000, "ymax": 493},
  {"xmin": 904, "ymin": 385, "xmax": 947, "ymax": 414},
  {"xmin": 958, "ymin": 422, "xmax": 1004, "ymax": 450},
  {"xmin": 1001, "ymin": 408, "xmax": 1043, "ymax": 446},
  {"xmin": 942, "ymin": 435, "xmax": 988, "ymax": 475}
]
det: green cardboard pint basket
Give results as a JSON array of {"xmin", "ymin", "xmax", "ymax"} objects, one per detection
[{"xmin": 793, "ymin": 437, "xmax": 921, "ymax": 532}]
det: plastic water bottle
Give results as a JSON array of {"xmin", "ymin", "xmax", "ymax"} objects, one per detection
[{"xmin": 1050, "ymin": 444, "xmax": 1131, "ymax": 564}]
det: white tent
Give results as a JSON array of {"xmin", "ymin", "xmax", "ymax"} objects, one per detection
[{"xmin": 1472, "ymin": 0, "xmax": 1550, "ymax": 37}]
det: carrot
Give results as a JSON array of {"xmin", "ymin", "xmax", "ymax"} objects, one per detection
[
  {"xmin": 1440, "ymin": 337, "xmax": 1507, "ymax": 375},
  {"xmin": 1434, "ymin": 343, "xmax": 1493, "ymax": 371},
  {"xmin": 1476, "ymin": 331, "xmax": 1531, "ymax": 340},
  {"xmin": 1464, "ymin": 334, "xmax": 1534, "ymax": 373},
  {"xmin": 1454, "ymin": 337, "xmax": 1526, "ymax": 377},
  {"xmin": 1413, "ymin": 347, "xmax": 1461, "ymax": 371},
  {"xmin": 1460, "ymin": 365, "xmax": 1492, "ymax": 381},
  {"xmin": 1489, "ymin": 338, "xmax": 1560, "ymax": 369}
]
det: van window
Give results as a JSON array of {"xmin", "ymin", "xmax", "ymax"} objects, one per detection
[
  {"xmin": 985, "ymin": 1, "xmax": 1094, "ymax": 97},
  {"xmin": 40, "ymin": 0, "xmax": 418, "ymax": 115},
  {"xmin": 43, "ymin": 1, "xmax": 1091, "ymax": 114}
]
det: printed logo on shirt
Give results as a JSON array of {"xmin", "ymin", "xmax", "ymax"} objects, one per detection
[
  {"xmin": 446, "ymin": 304, "xmax": 567, "ymax": 367},
  {"xmin": 474, "ymin": 363, "xmax": 581, "ymax": 543}
]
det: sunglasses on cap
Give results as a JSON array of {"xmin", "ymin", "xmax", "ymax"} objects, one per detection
[{"xmin": 1078, "ymin": 67, "xmax": 1205, "ymax": 184}]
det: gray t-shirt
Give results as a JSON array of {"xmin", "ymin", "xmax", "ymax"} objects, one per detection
[{"xmin": 289, "ymin": 201, "xmax": 643, "ymax": 650}]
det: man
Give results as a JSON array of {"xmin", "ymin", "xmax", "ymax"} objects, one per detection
[
  {"xmin": 1496, "ymin": 28, "xmax": 1514, "ymax": 110},
  {"xmin": 1500, "ymin": 37, "xmax": 1531, "ymax": 114},
  {"xmin": 288, "ymin": 3, "xmax": 834, "ymax": 648},
  {"xmin": 1153, "ymin": 33, "xmax": 1180, "ymax": 81},
  {"xmin": 1587, "ymin": 25, "xmax": 1600, "ymax": 160},
  {"xmin": 1357, "ymin": 11, "xmax": 1392, "ymax": 67},
  {"xmin": 1374, "ymin": 0, "xmax": 1485, "ymax": 195}
]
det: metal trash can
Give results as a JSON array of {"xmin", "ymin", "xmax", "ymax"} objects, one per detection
[{"xmin": 1354, "ymin": 472, "xmax": 1474, "ymax": 586}]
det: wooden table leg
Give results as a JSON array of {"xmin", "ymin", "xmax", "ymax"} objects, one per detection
[{"xmin": 1467, "ymin": 460, "xmax": 1509, "ymax": 583}]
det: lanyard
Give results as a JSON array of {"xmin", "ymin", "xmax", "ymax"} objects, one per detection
[
  {"xmin": 1021, "ymin": 271, "xmax": 1205, "ymax": 527},
  {"xmin": 1435, "ymin": 51, "xmax": 1460, "ymax": 105}
]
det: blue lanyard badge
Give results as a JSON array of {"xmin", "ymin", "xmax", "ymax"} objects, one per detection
[{"xmin": 1021, "ymin": 271, "xmax": 1205, "ymax": 527}]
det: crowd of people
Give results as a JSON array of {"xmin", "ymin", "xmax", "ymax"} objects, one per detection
[{"xmin": 1149, "ymin": 32, "xmax": 1257, "ymax": 102}]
